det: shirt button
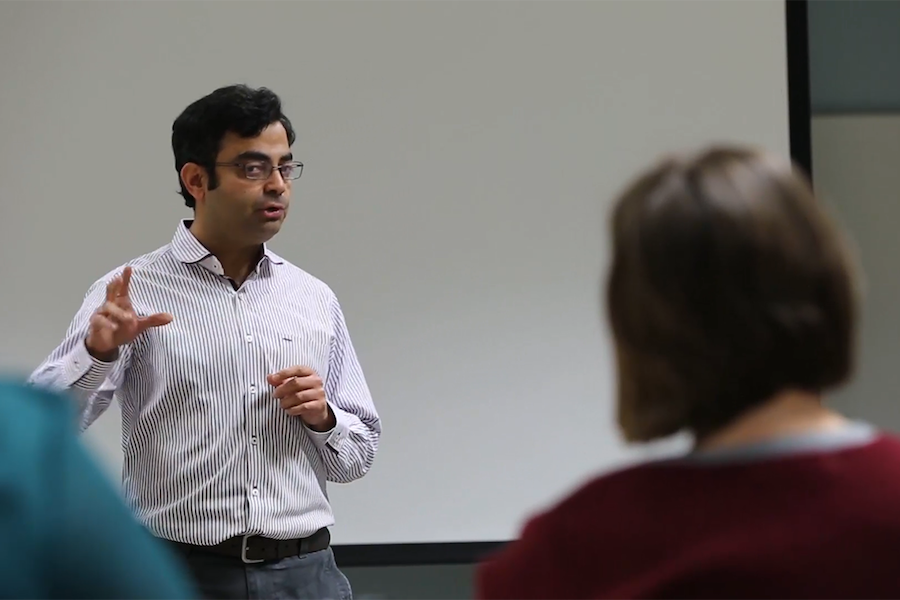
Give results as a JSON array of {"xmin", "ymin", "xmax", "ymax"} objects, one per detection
[
  {"xmin": 245, "ymin": 334, "xmax": 253, "ymax": 343},
  {"xmin": 249, "ymin": 384, "xmax": 256, "ymax": 394},
  {"xmin": 251, "ymin": 487, "xmax": 259, "ymax": 497},
  {"xmin": 251, "ymin": 436, "xmax": 258, "ymax": 445}
]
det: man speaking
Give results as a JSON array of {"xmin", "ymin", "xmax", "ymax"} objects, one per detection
[{"xmin": 30, "ymin": 84, "xmax": 381, "ymax": 600}]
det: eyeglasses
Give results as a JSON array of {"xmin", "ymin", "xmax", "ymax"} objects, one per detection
[{"xmin": 216, "ymin": 160, "xmax": 304, "ymax": 181}]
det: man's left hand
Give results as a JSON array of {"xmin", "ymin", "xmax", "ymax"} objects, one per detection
[{"xmin": 268, "ymin": 366, "xmax": 336, "ymax": 432}]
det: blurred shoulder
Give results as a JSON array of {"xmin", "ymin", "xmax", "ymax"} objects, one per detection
[
  {"xmin": 0, "ymin": 379, "xmax": 72, "ymax": 514},
  {"xmin": 543, "ymin": 460, "xmax": 671, "ymax": 523},
  {"xmin": 0, "ymin": 381, "xmax": 72, "ymax": 600},
  {"xmin": 0, "ymin": 378, "xmax": 72, "ymax": 432}
]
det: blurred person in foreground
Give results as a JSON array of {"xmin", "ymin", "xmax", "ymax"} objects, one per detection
[
  {"xmin": 0, "ymin": 379, "xmax": 195, "ymax": 598},
  {"xmin": 476, "ymin": 145, "xmax": 900, "ymax": 599}
]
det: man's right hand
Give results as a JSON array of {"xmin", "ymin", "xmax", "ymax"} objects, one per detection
[{"xmin": 85, "ymin": 266, "xmax": 174, "ymax": 361}]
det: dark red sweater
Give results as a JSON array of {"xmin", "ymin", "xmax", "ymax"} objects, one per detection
[{"xmin": 476, "ymin": 434, "xmax": 900, "ymax": 599}]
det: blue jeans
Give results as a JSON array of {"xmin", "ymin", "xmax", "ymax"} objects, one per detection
[{"xmin": 179, "ymin": 547, "xmax": 353, "ymax": 600}]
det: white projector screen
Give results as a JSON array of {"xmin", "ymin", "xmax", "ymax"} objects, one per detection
[{"xmin": 0, "ymin": 1, "xmax": 790, "ymax": 546}]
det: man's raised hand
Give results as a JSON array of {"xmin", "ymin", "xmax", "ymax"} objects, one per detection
[{"xmin": 85, "ymin": 266, "xmax": 173, "ymax": 361}]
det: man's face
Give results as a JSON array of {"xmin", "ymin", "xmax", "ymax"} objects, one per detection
[{"xmin": 200, "ymin": 121, "xmax": 294, "ymax": 246}]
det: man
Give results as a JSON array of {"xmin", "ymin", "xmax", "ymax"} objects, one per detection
[
  {"xmin": 29, "ymin": 84, "xmax": 380, "ymax": 600},
  {"xmin": 0, "ymin": 379, "xmax": 196, "ymax": 599}
]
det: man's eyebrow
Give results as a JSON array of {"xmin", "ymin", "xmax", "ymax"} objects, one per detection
[
  {"xmin": 231, "ymin": 151, "xmax": 273, "ymax": 162},
  {"xmin": 229, "ymin": 151, "xmax": 294, "ymax": 164}
]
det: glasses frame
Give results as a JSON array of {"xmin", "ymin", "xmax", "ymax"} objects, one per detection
[{"xmin": 215, "ymin": 160, "xmax": 304, "ymax": 181}]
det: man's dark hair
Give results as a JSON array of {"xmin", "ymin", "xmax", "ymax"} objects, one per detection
[
  {"xmin": 606, "ymin": 146, "xmax": 859, "ymax": 443},
  {"xmin": 171, "ymin": 84, "xmax": 296, "ymax": 208}
]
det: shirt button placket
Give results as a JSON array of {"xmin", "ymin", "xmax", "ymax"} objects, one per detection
[{"xmin": 236, "ymin": 290, "xmax": 261, "ymax": 526}]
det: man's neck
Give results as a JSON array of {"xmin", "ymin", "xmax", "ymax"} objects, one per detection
[
  {"xmin": 694, "ymin": 390, "xmax": 848, "ymax": 453},
  {"xmin": 189, "ymin": 221, "xmax": 262, "ymax": 285}
]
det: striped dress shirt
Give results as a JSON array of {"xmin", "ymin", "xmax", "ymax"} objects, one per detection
[{"xmin": 29, "ymin": 220, "xmax": 381, "ymax": 545}]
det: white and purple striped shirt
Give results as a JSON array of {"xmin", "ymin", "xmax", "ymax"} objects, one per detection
[{"xmin": 29, "ymin": 220, "xmax": 381, "ymax": 545}]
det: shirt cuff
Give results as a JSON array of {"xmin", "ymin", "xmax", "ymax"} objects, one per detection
[
  {"xmin": 305, "ymin": 403, "xmax": 350, "ymax": 453},
  {"xmin": 63, "ymin": 340, "xmax": 116, "ymax": 391}
]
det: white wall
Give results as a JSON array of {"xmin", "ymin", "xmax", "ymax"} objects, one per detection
[
  {"xmin": 0, "ymin": 1, "xmax": 790, "ymax": 545},
  {"xmin": 811, "ymin": 115, "xmax": 900, "ymax": 431}
]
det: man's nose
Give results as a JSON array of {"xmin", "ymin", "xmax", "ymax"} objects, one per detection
[{"xmin": 265, "ymin": 169, "xmax": 287, "ymax": 195}]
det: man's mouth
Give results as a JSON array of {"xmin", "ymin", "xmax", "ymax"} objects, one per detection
[{"xmin": 260, "ymin": 204, "xmax": 286, "ymax": 219}]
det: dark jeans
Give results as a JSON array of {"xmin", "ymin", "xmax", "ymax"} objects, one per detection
[{"xmin": 177, "ymin": 546, "xmax": 353, "ymax": 600}]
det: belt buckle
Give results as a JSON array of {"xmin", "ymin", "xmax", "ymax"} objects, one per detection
[{"xmin": 241, "ymin": 534, "xmax": 264, "ymax": 564}]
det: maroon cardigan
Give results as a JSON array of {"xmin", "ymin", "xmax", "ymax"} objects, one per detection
[{"xmin": 476, "ymin": 434, "xmax": 900, "ymax": 599}]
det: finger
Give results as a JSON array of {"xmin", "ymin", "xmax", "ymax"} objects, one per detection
[
  {"xmin": 280, "ymin": 389, "xmax": 323, "ymax": 410},
  {"xmin": 120, "ymin": 266, "xmax": 133, "ymax": 298},
  {"xmin": 104, "ymin": 303, "xmax": 137, "ymax": 329},
  {"xmin": 105, "ymin": 277, "xmax": 121, "ymax": 303},
  {"xmin": 273, "ymin": 377, "xmax": 300, "ymax": 399},
  {"xmin": 293, "ymin": 374, "xmax": 323, "ymax": 391},
  {"xmin": 115, "ymin": 268, "xmax": 136, "ymax": 311},
  {"xmin": 274, "ymin": 375, "xmax": 323, "ymax": 399},
  {"xmin": 137, "ymin": 312, "xmax": 174, "ymax": 331},
  {"xmin": 286, "ymin": 399, "xmax": 326, "ymax": 417},
  {"xmin": 269, "ymin": 365, "xmax": 316, "ymax": 384},
  {"xmin": 287, "ymin": 404, "xmax": 307, "ymax": 417}
]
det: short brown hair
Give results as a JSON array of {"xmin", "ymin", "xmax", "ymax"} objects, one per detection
[{"xmin": 607, "ymin": 146, "xmax": 858, "ymax": 442}]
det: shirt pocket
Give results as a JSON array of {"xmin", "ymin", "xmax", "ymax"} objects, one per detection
[{"xmin": 263, "ymin": 318, "xmax": 333, "ymax": 382}]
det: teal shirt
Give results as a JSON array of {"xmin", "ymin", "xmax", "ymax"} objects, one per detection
[{"xmin": 0, "ymin": 379, "xmax": 196, "ymax": 599}]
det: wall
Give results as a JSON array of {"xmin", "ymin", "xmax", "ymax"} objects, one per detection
[
  {"xmin": 807, "ymin": 0, "xmax": 900, "ymax": 434},
  {"xmin": 811, "ymin": 115, "xmax": 900, "ymax": 431},
  {"xmin": 808, "ymin": 0, "xmax": 900, "ymax": 113}
]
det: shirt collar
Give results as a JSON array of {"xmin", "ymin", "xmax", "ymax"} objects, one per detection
[{"xmin": 170, "ymin": 219, "xmax": 285, "ymax": 273}]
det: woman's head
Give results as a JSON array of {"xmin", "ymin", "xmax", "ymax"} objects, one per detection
[{"xmin": 607, "ymin": 146, "xmax": 858, "ymax": 442}]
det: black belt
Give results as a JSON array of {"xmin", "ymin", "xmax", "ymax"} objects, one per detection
[{"xmin": 168, "ymin": 527, "xmax": 330, "ymax": 564}]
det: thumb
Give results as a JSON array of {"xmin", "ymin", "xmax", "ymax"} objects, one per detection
[{"xmin": 137, "ymin": 312, "xmax": 174, "ymax": 331}]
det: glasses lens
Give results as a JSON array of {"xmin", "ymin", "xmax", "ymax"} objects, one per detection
[
  {"xmin": 280, "ymin": 162, "xmax": 303, "ymax": 180},
  {"xmin": 242, "ymin": 162, "xmax": 270, "ymax": 180}
]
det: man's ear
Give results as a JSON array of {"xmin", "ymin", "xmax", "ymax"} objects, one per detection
[{"xmin": 180, "ymin": 163, "xmax": 208, "ymax": 204}]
